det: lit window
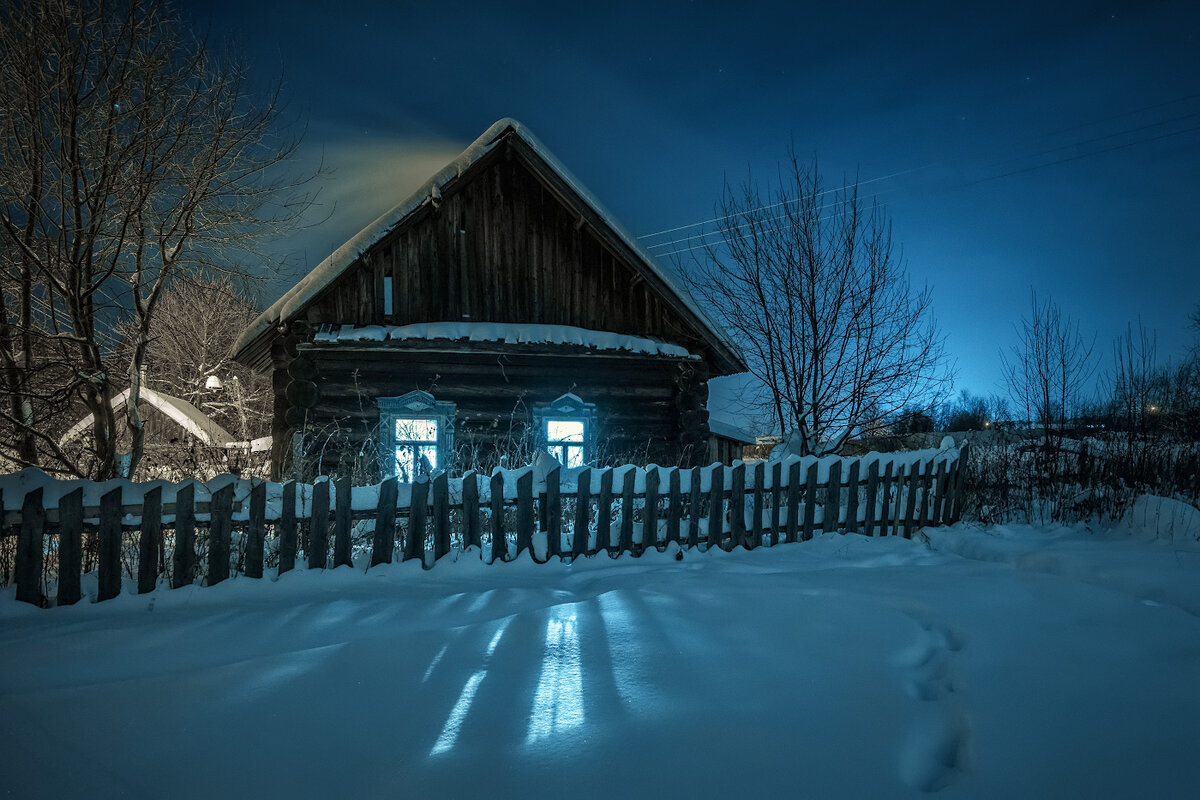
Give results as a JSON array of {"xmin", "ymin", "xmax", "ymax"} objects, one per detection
[
  {"xmin": 535, "ymin": 393, "xmax": 596, "ymax": 468},
  {"xmin": 378, "ymin": 391, "xmax": 455, "ymax": 481},
  {"xmin": 546, "ymin": 419, "xmax": 586, "ymax": 467},
  {"xmin": 394, "ymin": 417, "xmax": 438, "ymax": 482}
]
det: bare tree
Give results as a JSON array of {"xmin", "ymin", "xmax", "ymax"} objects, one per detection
[
  {"xmin": 0, "ymin": 0, "xmax": 309, "ymax": 478},
  {"xmin": 1000, "ymin": 291, "xmax": 1096, "ymax": 450},
  {"xmin": 684, "ymin": 152, "xmax": 951, "ymax": 455}
]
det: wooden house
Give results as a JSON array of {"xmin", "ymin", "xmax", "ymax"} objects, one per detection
[{"xmin": 232, "ymin": 118, "xmax": 747, "ymax": 480}]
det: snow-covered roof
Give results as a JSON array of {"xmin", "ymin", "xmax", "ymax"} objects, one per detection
[
  {"xmin": 233, "ymin": 118, "xmax": 744, "ymax": 370},
  {"xmin": 708, "ymin": 417, "xmax": 758, "ymax": 444},
  {"xmin": 312, "ymin": 322, "xmax": 697, "ymax": 358},
  {"xmin": 59, "ymin": 387, "xmax": 234, "ymax": 447}
]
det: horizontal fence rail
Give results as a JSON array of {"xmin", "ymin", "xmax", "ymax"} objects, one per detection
[{"xmin": 1, "ymin": 447, "xmax": 966, "ymax": 607}]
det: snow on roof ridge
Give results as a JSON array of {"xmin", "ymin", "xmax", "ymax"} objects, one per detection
[{"xmin": 234, "ymin": 118, "xmax": 743, "ymax": 368}]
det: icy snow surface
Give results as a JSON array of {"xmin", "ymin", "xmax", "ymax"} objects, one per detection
[
  {"xmin": 4, "ymin": 518, "xmax": 1200, "ymax": 798},
  {"xmin": 312, "ymin": 321, "xmax": 695, "ymax": 358}
]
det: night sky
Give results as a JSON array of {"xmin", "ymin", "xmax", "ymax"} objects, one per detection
[{"xmin": 184, "ymin": 0, "xmax": 1199, "ymax": 406}]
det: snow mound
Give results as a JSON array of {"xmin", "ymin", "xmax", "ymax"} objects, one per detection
[{"xmin": 1118, "ymin": 495, "xmax": 1200, "ymax": 548}]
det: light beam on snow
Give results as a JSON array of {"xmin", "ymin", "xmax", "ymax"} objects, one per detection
[
  {"xmin": 429, "ymin": 617, "xmax": 512, "ymax": 756},
  {"xmin": 525, "ymin": 605, "xmax": 584, "ymax": 744}
]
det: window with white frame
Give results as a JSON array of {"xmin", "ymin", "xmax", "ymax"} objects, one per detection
[
  {"xmin": 535, "ymin": 393, "xmax": 597, "ymax": 468},
  {"xmin": 378, "ymin": 391, "xmax": 455, "ymax": 481}
]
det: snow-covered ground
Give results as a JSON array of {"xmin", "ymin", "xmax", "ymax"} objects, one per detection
[{"xmin": 3, "ymin": 507, "xmax": 1200, "ymax": 798}]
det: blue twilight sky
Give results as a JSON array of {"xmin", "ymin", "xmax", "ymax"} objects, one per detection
[{"xmin": 184, "ymin": 0, "xmax": 1199, "ymax": 405}]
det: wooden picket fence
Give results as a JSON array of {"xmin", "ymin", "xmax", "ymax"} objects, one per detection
[{"xmin": 2, "ymin": 447, "xmax": 967, "ymax": 607}]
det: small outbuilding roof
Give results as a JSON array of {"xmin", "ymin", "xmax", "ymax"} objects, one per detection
[
  {"xmin": 233, "ymin": 118, "xmax": 746, "ymax": 374},
  {"xmin": 59, "ymin": 387, "xmax": 234, "ymax": 447}
]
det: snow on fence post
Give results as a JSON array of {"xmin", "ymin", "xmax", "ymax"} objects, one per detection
[
  {"xmin": 208, "ymin": 484, "xmax": 234, "ymax": 585},
  {"xmin": 277, "ymin": 482, "xmax": 298, "ymax": 574},
  {"xmin": 58, "ymin": 488, "xmax": 83, "ymax": 605},
  {"xmin": 666, "ymin": 468, "xmax": 682, "ymax": 547},
  {"xmin": 461, "ymin": 472, "xmax": 481, "ymax": 553},
  {"xmin": 246, "ymin": 482, "xmax": 266, "ymax": 579},
  {"xmin": 432, "ymin": 471, "xmax": 451, "ymax": 565},
  {"xmin": 489, "ymin": 472, "xmax": 505, "ymax": 563},
  {"xmin": 845, "ymin": 460, "xmax": 861, "ymax": 535},
  {"xmin": 405, "ymin": 475, "xmax": 429, "ymax": 564},
  {"xmin": 785, "ymin": 461, "xmax": 801, "ymax": 544},
  {"xmin": 863, "ymin": 461, "xmax": 880, "ymax": 538},
  {"xmin": 173, "ymin": 483, "xmax": 197, "ymax": 587},
  {"xmin": 373, "ymin": 476, "xmax": 398, "ymax": 566},
  {"xmin": 707, "ymin": 464, "xmax": 725, "ymax": 551},
  {"xmin": 618, "ymin": 468, "xmax": 635, "ymax": 553},
  {"xmin": 308, "ymin": 480, "xmax": 330, "ymax": 570},
  {"xmin": 642, "ymin": 467, "xmax": 660, "ymax": 554},
  {"xmin": 544, "ymin": 466, "xmax": 561, "ymax": 560},
  {"xmin": 97, "ymin": 488, "xmax": 122, "ymax": 602},
  {"xmin": 825, "ymin": 461, "xmax": 842, "ymax": 534},
  {"xmin": 802, "ymin": 463, "xmax": 818, "ymax": 541},
  {"xmin": 138, "ymin": 487, "xmax": 161, "ymax": 594},
  {"xmin": 596, "ymin": 468, "xmax": 614, "ymax": 554},
  {"xmin": 729, "ymin": 462, "xmax": 747, "ymax": 549},
  {"xmin": 15, "ymin": 488, "xmax": 44, "ymax": 606},
  {"xmin": 333, "ymin": 478, "xmax": 352, "ymax": 568},
  {"xmin": 572, "ymin": 468, "xmax": 591, "ymax": 557}
]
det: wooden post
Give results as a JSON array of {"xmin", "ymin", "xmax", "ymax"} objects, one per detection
[
  {"xmin": 643, "ymin": 467, "xmax": 660, "ymax": 553},
  {"xmin": 572, "ymin": 468, "xmax": 591, "ymax": 557},
  {"xmin": 373, "ymin": 476, "xmax": 398, "ymax": 566},
  {"xmin": 596, "ymin": 468, "xmax": 613, "ymax": 554},
  {"xmin": 15, "ymin": 488, "xmax": 45, "ymax": 606},
  {"xmin": 432, "ymin": 472, "xmax": 451, "ymax": 564},
  {"xmin": 462, "ymin": 472, "xmax": 481, "ymax": 553},
  {"xmin": 246, "ymin": 482, "xmax": 266, "ymax": 578},
  {"xmin": 173, "ymin": 483, "xmax": 197, "ymax": 587},
  {"xmin": 687, "ymin": 467, "xmax": 702, "ymax": 549},
  {"xmin": 825, "ymin": 461, "xmax": 842, "ymax": 534},
  {"xmin": 902, "ymin": 463, "xmax": 920, "ymax": 539},
  {"xmin": 729, "ymin": 462, "xmax": 746, "ymax": 549},
  {"xmin": 404, "ymin": 475, "xmax": 427, "ymax": 563},
  {"xmin": 57, "ymin": 488, "xmax": 83, "ymax": 606},
  {"xmin": 951, "ymin": 444, "xmax": 970, "ymax": 523},
  {"xmin": 515, "ymin": 469, "xmax": 534, "ymax": 559},
  {"xmin": 918, "ymin": 460, "xmax": 934, "ymax": 530},
  {"xmin": 844, "ymin": 460, "xmax": 860, "ymax": 536},
  {"xmin": 333, "ymin": 477, "xmax": 352, "ymax": 567},
  {"xmin": 933, "ymin": 460, "xmax": 949, "ymax": 527},
  {"xmin": 137, "ymin": 487, "xmax": 162, "ymax": 594},
  {"xmin": 308, "ymin": 479, "xmax": 330, "ymax": 570},
  {"xmin": 545, "ymin": 466, "xmax": 561, "ymax": 560},
  {"xmin": 665, "ymin": 468, "xmax": 682, "ymax": 547},
  {"xmin": 750, "ymin": 460, "xmax": 764, "ymax": 549},
  {"xmin": 786, "ymin": 460, "xmax": 801, "ymax": 543},
  {"xmin": 802, "ymin": 463, "xmax": 818, "ymax": 541},
  {"xmin": 893, "ymin": 464, "xmax": 909, "ymax": 538},
  {"xmin": 490, "ymin": 471, "xmax": 506, "ymax": 563},
  {"xmin": 98, "ymin": 488, "xmax": 122, "ymax": 602},
  {"xmin": 707, "ymin": 464, "xmax": 725, "ymax": 550},
  {"xmin": 863, "ymin": 461, "xmax": 879, "ymax": 538},
  {"xmin": 770, "ymin": 461, "xmax": 782, "ymax": 545},
  {"xmin": 208, "ymin": 484, "xmax": 234, "ymax": 585},
  {"xmin": 278, "ymin": 481, "xmax": 299, "ymax": 574},
  {"xmin": 618, "ymin": 468, "xmax": 635, "ymax": 555},
  {"xmin": 876, "ymin": 463, "xmax": 893, "ymax": 537}
]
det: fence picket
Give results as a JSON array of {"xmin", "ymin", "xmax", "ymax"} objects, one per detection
[
  {"xmin": 462, "ymin": 472, "xmax": 481, "ymax": 553},
  {"xmin": 545, "ymin": 466, "xmax": 561, "ymax": 560},
  {"xmin": 933, "ymin": 460, "xmax": 949, "ymax": 526},
  {"xmin": 893, "ymin": 464, "xmax": 909, "ymax": 538},
  {"xmin": 308, "ymin": 480, "xmax": 330, "ymax": 570},
  {"xmin": 707, "ymin": 464, "xmax": 725, "ymax": 550},
  {"xmin": 333, "ymin": 478, "xmax": 352, "ymax": 568},
  {"xmin": 246, "ymin": 482, "xmax": 266, "ymax": 578},
  {"xmin": 643, "ymin": 467, "xmax": 660, "ymax": 553},
  {"xmin": 918, "ymin": 460, "xmax": 934, "ymax": 530},
  {"xmin": 279, "ymin": 482, "xmax": 299, "ymax": 574},
  {"xmin": 572, "ymin": 468, "xmax": 591, "ymax": 557},
  {"xmin": 845, "ymin": 460, "xmax": 860, "ymax": 535},
  {"xmin": 786, "ymin": 461, "xmax": 801, "ymax": 543},
  {"xmin": 515, "ymin": 469, "xmax": 534, "ymax": 559},
  {"xmin": 15, "ymin": 488, "xmax": 44, "ymax": 606},
  {"xmin": 208, "ymin": 484, "xmax": 234, "ymax": 585},
  {"xmin": 825, "ymin": 461, "xmax": 842, "ymax": 534},
  {"xmin": 802, "ymin": 463, "xmax": 818, "ymax": 541},
  {"xmin": 372, "ymin": 477, "xmax": 397, "ymax": 566},
  {"xmin": 137, "ymin": 487, "xmax": 161, "ymax": 594},
  {"xmin": 902, "ymin": 464, "xmax": 920, "ymax": 539},
  {"xmin": 403, "ymin": 476, "xmax": 426, "ymax": 563},
  {"xmin": 57, "ymin": 488, "xmax": 83, "ymax": 605},
  {"xmin": 618, "ymin": 468, "xmax": 635, "ymax": 554},
  {"xmin": 490, "ymin": 472, "xmax": 505, "ymax": 563},
  {"xmin": 769, "ymin": 461, "xmax": 782, "ymax": 545},
  {"xmin": 173, "ymin": 483, "xmax": 197, "ymax": 587},
  {"xmin": 863, "ymin": 461, "xmax": 879, "ymax": 537},
  {"xmin": 98, "ymin": 488, "xmax": 122, "ymax": 602},
  {"xmin": 877, "ymin": 463, "xmax": 893, "ymax": 537},
  {"xmin": 687, "ymin": 467, "xmax": 702, "ymax": 548},
  {"xmin": 665, "ymin": 468, "xmax": 681, "ymax": 547},
  {"xmin": 730, "ymin": 462, "xmax": 746, "ymax": 549},
  {"xmin": 432, "ymin": 472, "xmax": 451, "ymax": 564},
  {"xmin": 749, "ymin": 461, "xmax": 764, "ymax": 549},
  {"xmin": 596, "ymin": 468, "xmax": 613, "ymax": 554}
]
